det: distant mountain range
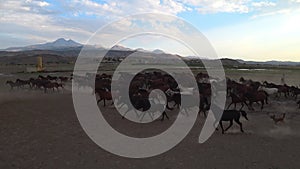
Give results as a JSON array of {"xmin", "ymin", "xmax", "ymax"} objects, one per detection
[
  {"xmin": 4, "ymin": 38, "xmax": 83, "ymax": 51},
  {"xmin": 2, "ymin": 39, "xmax": 166, "ymax": 54},
  {"xmin": 236, "ymin": 59, "xmax": 300, "ymax": 66},
  {"xmin": 1, "ymin": 38, "xmax": 299, "ymax": 66}
]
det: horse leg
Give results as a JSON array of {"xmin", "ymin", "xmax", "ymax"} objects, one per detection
[
  {"xmin": 161, "ymin": 112, "xmax": 165, "ymax": 121},
  {"xmin": 97, "ymin": 98, "xmax": 103, "ymax": 104},
  {"xmin": 227, "ymin": 102, "xmax": 233, "ymax": 110},
  {"xmin": 161, "ymin": 111, "xmax": 169, "ymax": 121},
  {"xmin": 203, "ymin": 110, "xmax": 207, "ymax": 117},
  {"xmin": 261, "ymin": 100, "xmax": 264, "ymax": 110},
  {"xmin": 164, "ymin": 111, "xmax": 169, "ymax": 120},
  {"xmin": 220, "ymin": 121, "xmax": 225, "ymax": 134},
  {"xmin": 248, "ymin": 102, "xmax": 253, "ymax": 110},
  {"xmin": 240, "ymin": 102, "xmax": 244, "ymax": 110},
  {"xmin": 234, "ymin": 119, "xmax": 244, "ymax": 133},
  {"xmin": 285, "ymin": 92, "xmax": 287, "ymax": 98},
  {"xmin": 103, "ymin": 99, "xmax": 106, "ymax": 107},
  {"xmin": 225, "ymin": 120, "xmax": 233, "ymax": 131}
]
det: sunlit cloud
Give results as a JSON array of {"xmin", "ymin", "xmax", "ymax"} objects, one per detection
[{"xmin": 1, "ymin": 0, "xmax": 300, "ymax": 61}]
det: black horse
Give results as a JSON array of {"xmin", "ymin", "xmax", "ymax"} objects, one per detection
[{"xmin": 215, "ymin": 110, "xmax": 249, "ymax": 134}]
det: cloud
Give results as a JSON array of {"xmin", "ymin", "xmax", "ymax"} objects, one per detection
[
  {"xmin": 252, "ymin": 1, "xmax": 276, "ymax": 8},
  {"xmin": 251, "ymin": 9, "xmax": 291, "ymax": 19},
  {"xmin": 290, "ymin": 0, "xmax": 300, "ymax": 3},
  {"xmin": 196, "ymin": 0, "xmax": 250, "ymax": 14},
  {"xmin": 0, "ymin": 0, "xmax": 192, "ymax": 48},
  {"xmin": 64, "ymin": 0, "xmax": 189, "ymax": 18},
  {"xmin": 204, "ymin": 8, "xmax": 300, "ymax": 61},
  {"xmin": 1, "ymin": 0, "xmax": 300, "ymax": 62},
  {"xmin": 180, "ymin": 0, "xmax": 280, "ymax": 14},
  {"xmin": 249, "ymin": 0, "xmax": 300, "ymax": 19},
  {"xmin": 0, "ymin": 0, "xmax": 93, "ymax": 47}
]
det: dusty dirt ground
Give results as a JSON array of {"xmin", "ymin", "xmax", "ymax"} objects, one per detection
[{"xmin": 0, "ymin": 71, "xmax": 300, "ymax": 169}]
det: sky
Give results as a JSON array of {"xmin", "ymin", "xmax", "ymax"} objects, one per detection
[{"xmin": 1, "ymin": 0, "xmax": 300, "ymax": 61}]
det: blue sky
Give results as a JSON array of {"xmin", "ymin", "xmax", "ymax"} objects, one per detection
[{"xmin": 1, "ymin": 0, "xmax": 300, "ymax": 61}]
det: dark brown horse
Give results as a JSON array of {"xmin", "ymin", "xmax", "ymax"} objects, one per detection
[
  {"xmin": 42, "ymin": 82, "xmax": 60, "ymax": 93},
  {"xmin": 96, "ymin": 88, "xmax": 113, "ymax": 106},
  {"xmin": 276, "ymin": 85, "xmax": 289, "ymax": 98},
  {"xmin": 16, "ymin": 79, "xmax": 31, "ymax": 88},
  {"xmin": 47, "ymin": 75, "xmax": 58, "ymax": 81},
  {"xmin": 244, "ymin": 90, "xmax": 268, "ymax": 110},
  {"xmin": 227, "ymin": 92, "xmax": 248, "ymax": 110},
  {"xmin": 59, "ymin": 76, "xmax": 69, "ymax": 83},
  {"xmin": 6, "ymin": 80, "xmax": 21, "ymax": 90}
]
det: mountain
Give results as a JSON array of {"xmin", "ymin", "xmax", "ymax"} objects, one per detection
[
  {"xmin": 152, "ymin": 49, "xmax": 165, "ymax": 54},
  {"xmin": 1, "ymin": 39, "xmax": 300, "ymax": 67},
  {"xmin": 4, "ymin": 38, "xmax": 82, "ymax": 51},
  {"xmin": 236, "ymin": 59, "xmax": 300, "ymax": 66},
  {"xmin": 110, "ymin": 45, "xmax": 132, "ymax": 51},
  {"xmin": 185, "ymin": 55, "xmax": 210, "ymax": 60},
  {"xmin": 219, "ymin": 58, "xmax": 241, "ymax": 66},
  {"xmin": 136, "ymin": 48, "xmax": 150, "ymax": 53}
]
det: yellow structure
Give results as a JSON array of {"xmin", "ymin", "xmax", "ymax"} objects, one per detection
[
  {"xmin": 36, "ymin": 56, "xmax": 44, "ymax": 71},
  {"xmin": 26, "ymin": 56, "xmax": 45, "ymax": 72}
]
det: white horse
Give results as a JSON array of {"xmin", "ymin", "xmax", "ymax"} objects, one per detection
[{"xmin": 258, "ymin": 86, "xmax": 278, "ymax": 95}]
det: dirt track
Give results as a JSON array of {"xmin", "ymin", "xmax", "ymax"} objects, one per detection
[{"xmin": 0, "ymin": 88, "xmax": 300, "ymax": 169}]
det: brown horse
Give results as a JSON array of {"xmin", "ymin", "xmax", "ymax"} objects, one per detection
[
  {"xmin": 47, "ymin": 75, "xmax": 58, "ymax": 81},
  {"xmin": 244, "ymin": 90, "xmax": 268, "ymax": 110},
  {"xmin": 227, "ymin": 92, "xmax": 248, "ymax": 110},
  {"xmin": 291, "ymin": 87, "xmax": 300, "ymax": 99},
  {"xmin": 96, "ymin": 88, "xmax": 113, "ymax": 106},
  {"xmin": 59, "ymin": 76, "xmax": 69, "ymax": 83},
  {"xmin": 199, "ymin": 96, "xmax": 209, "ymax": 117},
  {"xmin": 16, "ymin": 79, "xmax": 31, "ymax": 88},
  {"xmin": 52, "ymin": 82, "xmax": 64, "ymax": 91},
  {"xmin": 276, "ymin": 85, "xmax": 289, "ymax": 98},
  {"xmin": 42, "ymin": 82, "xmax": 60, "ymax": 93},
  {"xmin": 6, "ymin": 80, "xmax": 21, "ymax": 90}
]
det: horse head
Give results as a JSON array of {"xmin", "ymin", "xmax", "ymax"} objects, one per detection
[{"xmin": 240, "ymin": 110, "xmax": 249, "ymax": 120}]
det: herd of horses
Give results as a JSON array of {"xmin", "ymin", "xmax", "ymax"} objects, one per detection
[
  {"xmin": 6, "ymin": 71, "xmax": 300, "ymax": 134},
  {"xmin": 74, "ymin": 72, "xmax": 300, "ymax": 109},
  {"xmin": 6, "ymin": 75, "xmax": 69, "ymax": 93},
  {"xmin": 72, "ymin": 71, "xmax": 300, "ymax": 133},
  {"xmin": 226, "ymin": 77, "xmax": 300, "ymax": 110}
]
